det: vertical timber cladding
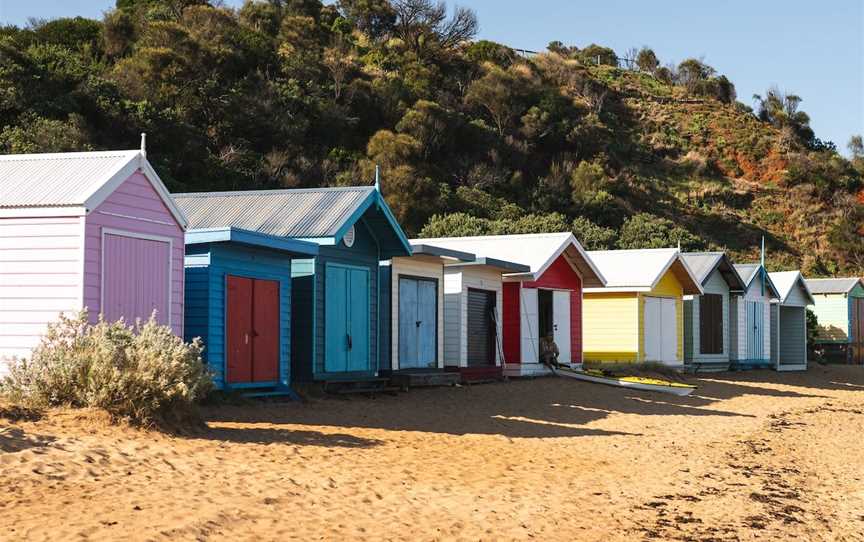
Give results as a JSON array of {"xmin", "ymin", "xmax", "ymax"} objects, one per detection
[
  {"xmin": 466, "ymin": 288, "xmax": 497, "ymax": 367},
  {"xmin": 226, "ymin": 275, "xmax": 280, "ymax": 383},
  {"xmin": 398, "ymin": 276, "xmax": 438, "ymax": 369},
  {"xmin": 853, "ymin": 298, "xmax": 864, "ymax": 364},
  {"xmin": 324, "ymin": 263, "xmax": 371, "ymax": 373}
]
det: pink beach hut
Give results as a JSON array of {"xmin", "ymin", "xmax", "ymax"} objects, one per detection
[{"xmin": 0, "ymin": 141, "xmax": 188, "ymax": 367}]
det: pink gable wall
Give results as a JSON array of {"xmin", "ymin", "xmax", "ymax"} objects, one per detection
[{"xmin": 83, "ymin": 171, "xmax": 184, "ymax": 335}]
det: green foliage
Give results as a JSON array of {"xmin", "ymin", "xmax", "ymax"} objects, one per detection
[
  {"xmin": 419, "ymin": 212, "xmax": 569, "ymax": 238},
  {"xmin": 0, "ymin": 1, "xmax": 859, "ymax": 271},
  {"xmin": 0, "ymin": 311, "xmax": 212, "ymax": 426},
  {"xmin": 617, "ymin": 213, "xmax": 705, "ymax": 251},
  {"xmin": 572, "ymin": 216, "xmax": 617, "ymax": 250}
]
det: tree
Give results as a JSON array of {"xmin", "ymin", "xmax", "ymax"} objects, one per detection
[
  {"xmin": 572, "ymin": 216, "xmax": 617, "ymax": 250},
  {"xmin": 617, "ymin": 213, "xmax": 705, "ymax": 250},
  {"xmin": 752, "ymin": 87, "xmax": 814, "ymax": 145},
  {"xmin": 635, "ymin": 47, "xmax": 658, "ymax": 73},
  {"xmin": 676, "ymin": 58, "xmax": 714, "ymax": 93},
  {"xmin": 390, "ymin": 0, "xmax": 477, "ymax": 56},
  {"xmin": 848, "ymin": 135, "xmax": 863, "ymax": 160},
  {"xmin": 464, "ymin": 65, "xmax": 531, "ymax": 136},
  {"xmin": 337, "ymin": 0, "xmax": 396, "ymax": 39},
  {"xmin": 579, "ymin": 44, "xmax": 617, "ymax": 66}
]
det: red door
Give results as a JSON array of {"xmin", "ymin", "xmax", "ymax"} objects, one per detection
[
  {"xmin": 252, "ymin": 279, "xmax": 280, "ymax": 381},
  {"xmin": 226, "ymin": 276, "xmax": 280, "ymax": 383},
  {"xmin": 227, "ymin": 276, "xmax": 253, "ymax": 383}
]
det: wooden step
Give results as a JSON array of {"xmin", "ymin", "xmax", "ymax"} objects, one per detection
[{"xmin": 390, "ymin": 371, "xmax": 461, "ymax": 389}]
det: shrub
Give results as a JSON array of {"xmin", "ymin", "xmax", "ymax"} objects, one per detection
[{"xmin": 0, "ymin": 311, "xmax": 211, "ymax": 426}]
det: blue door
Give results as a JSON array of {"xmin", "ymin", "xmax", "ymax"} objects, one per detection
[
  {"xmin": 347, "ymin": 267, "xmax": 370, "ymax": 372},
  {"xmin": 747, "ymin": 301, "xmax": 764, "ymax": 360},
  {"xmin": 325, "ymin": 265, "xmax": 349, "ymax": 373},
  {"xmin": 397, "ymin": 277, "xmax": 437, "ymax": 369},
  {"xmin": 325, "ymin": 264, "xmax": 370, "ymax": 373}
]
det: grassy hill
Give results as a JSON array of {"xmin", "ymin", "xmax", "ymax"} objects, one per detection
[{"xmin": 1, "ymin": 0, "xmax": 861, "ymax": 274}]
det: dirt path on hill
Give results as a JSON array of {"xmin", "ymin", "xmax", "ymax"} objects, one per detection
[{"xmin": 1, "ymin": 366, "xmax": 863, "ymax": 541}]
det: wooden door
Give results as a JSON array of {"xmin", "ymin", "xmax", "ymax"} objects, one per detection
[
  {"xmin": 519, "ymin": 288, "xmax": 539, "ymax": 363},
  {"xmin": 643, "ymin": 297, "xmax": 662, "ymax": 361},
  {"xmin": 227, "ymin": 276, "xmax": 280, "ymax": 384},
  {"xmin": 226, "ymin": 276, "xmax": 253, "ymax": 383},
  {"xmin": 661, "ymin": 298, "xmax": 678, "ymax": 362},
  {"xmin": 853, "ymin": 298, "xmax": 864, "ymax": 365},
  {"xmin": 467, "ymin": 289, "xmax": 496, "ymax": 366},
  {"xmin": 747, "ymin": 301, "xmax": 765, "ymax": 360},
  {"xmin": 398, "ymin": 278, "xmax": 419, "ymax": 366},
  {"xmin": 252, "ymin": 279, "xmax": 280, "ymax": 381},
  {"xmin": 324, "ymin": 265, "xmax": 349, "ymax": 373},
  {"xmin": 399, "ymin": 277, "xmax": 437, "ymax": 369},
  {"xmin": 347, "ymin": 268, "xmax": 370, "ymax": 372},
  {"xmin": 552, "ymin": 290, "xmax": 571, "ymax": 364},
  {"xmin": 103, "ymin": 232, "xmax": 171, "ymax": 326}
]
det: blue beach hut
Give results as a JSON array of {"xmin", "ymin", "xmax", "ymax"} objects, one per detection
[
  {"xmin": 181, "ymin": 227, "xmax": 318, "ymax": 394},
  {"xmin": 174, "ymin": 186, "xmax": 411, "ymax": 384}
]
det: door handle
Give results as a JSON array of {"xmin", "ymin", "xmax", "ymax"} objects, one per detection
[
  {"xmin": 244, "ymin": 333, "xmax": 249, "ymax": 345},
  {"xmin": 347, "ymin": 333, "xmax": 352, "ymax": 350},
  {"xmin": 416, "ymin": 320, "xmax": 421, "ymax": 328}
]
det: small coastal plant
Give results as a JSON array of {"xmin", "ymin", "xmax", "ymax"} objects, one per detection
[{"xmin": 0, "ymin": 311, "xmax": 211, "ymax": 427}]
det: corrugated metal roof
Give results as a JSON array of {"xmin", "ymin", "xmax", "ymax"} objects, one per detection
[
  {"xmin": 412, "ymin": 232, "xmax": 606, "ymax": 287},
  {"xmin": 0, "ymin": 150, "xmax": 140, "ymax": 208},
  {"xmin": 587, "ymin": 248, "xmax": 681, "ymax": 288},
  {"xmin": 805, "ymin": 277, "xmax": 863, "ymax": 294},
  {"xmin": 681, "ymin": 252, "xmax": 723, "ymax": 284},
  {"xmin": 734, "ymin": 264, "xmax": 760, "ymax": 285},
  {"xmin": 769, "ymin": 271, "xmax": 814, "ymax": 305},
  {"xmin": 172, "ymin": 187, "xmax": 375, "ymax": 238}
]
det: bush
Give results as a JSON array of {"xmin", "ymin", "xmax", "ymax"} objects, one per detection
[{"xmin": 0, "ymin": 311, "xmax": 211, "ymax": 426}]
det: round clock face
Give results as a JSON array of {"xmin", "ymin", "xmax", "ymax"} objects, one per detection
[{"xmin": 343, "ymin": 225, "xmax": 356, "ymax": 247}]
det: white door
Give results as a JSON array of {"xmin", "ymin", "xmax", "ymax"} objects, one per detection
[
  {"xmin": 661, "ymin": 298, "xmax": 678, "ymax": 362},
  {"xmin": 553, "ymin": 290, "xmax": 571, "ymax": 364},
  {"xmin": 643, "ymin": 297, "xmax": 662, "ymax": 361},
  {"xmin": 520, "ymin": 287, "xmax": 539, "ymax": 363}
]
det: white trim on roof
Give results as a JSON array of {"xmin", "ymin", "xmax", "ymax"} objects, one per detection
[{"xmin": 769, "ymin": 271, "xmax": 816, "ymax": 305}]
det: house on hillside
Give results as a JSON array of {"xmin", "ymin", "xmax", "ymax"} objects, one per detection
[
  {"xmin": 768, "ymin": 271, "xmax": 814, "ymax": 372},
  {"xmin": 730, "ymin": 263, "xmax": 780, "ymax": 369},
  {"xmin": 680, "ymin": 252, "xmax": 746, "ymax": 372},
  {"xmin": 583, "ymin": 248, "xmax": 703, "ymax": 366},
  {"xmin": 804, "ymin": 277, "xmax": 864, "ymax": 364},
  {"xmin": 174, "ymin": 186, "xmax": 411, "ymax": 385},
  {"xmin": 0, "ymin": 146, "xmax": 187, "ymax": 372},
  {"xmin": 408, "ymin": 233, "xmax": 605, "ymax": 376}
]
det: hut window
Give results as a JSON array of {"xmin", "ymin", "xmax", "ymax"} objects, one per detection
[{"xmin": 699, "ymin": 294, "xmax": 723, "ymax": 354}]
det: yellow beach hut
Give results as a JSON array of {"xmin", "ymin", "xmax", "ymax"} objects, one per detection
[{"xmin": 583, "ymin": 248, "xmax": 703, "ymax": 366}]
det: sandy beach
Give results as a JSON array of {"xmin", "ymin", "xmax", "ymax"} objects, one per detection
[{"xmin": 1, "ymin": 365, "xmax": 863, "ymax": 541}]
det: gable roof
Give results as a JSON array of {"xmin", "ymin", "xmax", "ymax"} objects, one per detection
[
  {"xmin": 769, "ymin": 271, "xmax": 815, "ymax": 305},
  {"xmin": 173, "ymin": 186, "xmax": 411, "ymax": 257},
  {"xmin": 734, "ymin": 263, "xmax": 781, "ymax": 299},
  {"xmin": 412, "ymin": 232, "xmax": 606, "ymax": 287},
  {"xmin": 805, "ymin": 277, "xmax": 864, "ymax": 295},
  {"xmin": 584, "ymin": 248, "xmax": 703, "ymax": 294},
  {"xmin": 185, "ymin": 227, "xmax": 319, "ymax": 256},
  {"xmin": 0, "ymin": 149, "xmax": 187, "ymax": 226},
  {"xmin": 681, "ymin": 252, "xmax": 746, "ymax": 290}
]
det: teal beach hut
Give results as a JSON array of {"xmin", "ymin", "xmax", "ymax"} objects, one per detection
[
  {"xmin": 174, "ymin": 187, "xmax": 411, "ymax": 383},
  {"xmin": 805, "ymin": 277, "xmax": 864, "ymax": 364}
]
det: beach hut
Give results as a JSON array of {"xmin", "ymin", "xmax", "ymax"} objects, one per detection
[
  {"xmin": 173, "ymin": 186, "xmax": 411, "ymax": 383},
  {"xmin": 805, "ymin": 277, "xmax": 864, "ymax": 364},
  {"xmin": 413, "ymin": 233, "xmax": 605, "ymax": 375},
  {"xmin": 0, "ymin": 144, "xmax": 187, "ymax": 369},
  {"xmin": 730, "ymin": 263, "xmax": 780, "ymax": 369},
  {"xmin": 768, "ymin": 271, "xmax": 814, "ymax": 371},
  {"xmin": 583, "ymin": 249, "xmax": 703, "ymax": 366},
  {"xmin": 680, "ymin": 252, "xmax": 746, "ymax": 372},
  {"xmin": 439, "ymin": 254, "xmax": 530, "ymax": 382},
  {"xmin": 182, "ymin": 228, "xmax": 318, "ymax": 393},
  {"xmin": 377, "ymin": 243, "xmax": 474, "ymax": 385}
]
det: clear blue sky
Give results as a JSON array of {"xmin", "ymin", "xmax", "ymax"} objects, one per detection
[{"xmin": 2, "ymin": 0, "xmax": 862, "ymax": 154}]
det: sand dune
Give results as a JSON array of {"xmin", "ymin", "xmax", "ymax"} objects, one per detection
[{"xmin": 1, "ymin": 366, "xmax": 863, "ymax": 541}]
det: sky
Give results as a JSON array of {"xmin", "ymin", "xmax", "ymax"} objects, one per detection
[{"xmin": 1, "ymin": 0, "xmax": 862, "ymax": 155}]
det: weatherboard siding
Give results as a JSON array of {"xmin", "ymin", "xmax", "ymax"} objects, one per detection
[
  {"xmin": 0, "ymin": 216, "xmax": 84, "ymax": 365},
  {"xmin": 443, "ymin": 270, "xmax": 462, "ymax": 366},
  {"xmin": 583, "ymin": 293, "xmax": 639, "ymax": 362},
  {"xmin": 686, "ymin": 271, "xmax": 730, "ymax": 364},
  {"xmin": 732, "ymin": 272, "xmax": 773, "ymax": 362},
  {"xmin": 638, "ymin": 270, "xmax": 684, "ymax": 363},
  {"xmin": 83, "ymin": 171, "xmax": 184, "ymax": 335},
  {"xmin": 811, "ymin": 294, "xmax": 849, "ymax": 342}
]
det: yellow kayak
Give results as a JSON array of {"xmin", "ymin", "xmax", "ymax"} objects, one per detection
[{"xmin": 552, "ymin": 367, "xmax": 696, "ymax": 396}]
